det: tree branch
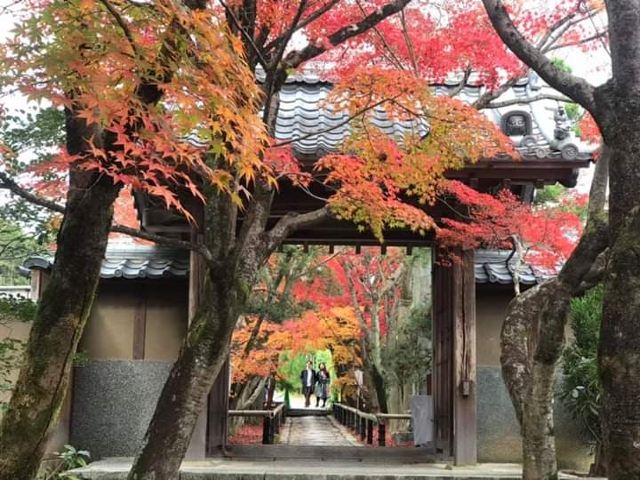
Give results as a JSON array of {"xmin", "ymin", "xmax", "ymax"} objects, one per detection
[
  {"xmin": 110, "ymin": 225, "xmax": 214, "ymax": 262},
  {"xmin": 0, "ymin": 172, "xmax": 65, "ymax": 214},
  {"xmin": 264, "ymin": 0, "xmax": 340, "ymax": 54},
  {"xmin": 266, "ymin": 207, "xmax": 331, "ymax": 252},
  {"xmin": 472, "ymin": 70, "xmax": 528, "ymax": 110},
  {"xmin": 0, "ymin": 171, "xmax": 214, "ymax": 262},
  {"xmin": 281, "ymin": 0, "xmax": 412, "ymax": 70},
  {"xmin": 99, "ymin": 0, "xmax": 139, "ymax": 57},
  {"xmin": 482, "ymin": 0, "xmax": 596, "ymax": 112},
  {"xmin": 484, "ymin": 93, "xmax": 573, "ymax": 109}
]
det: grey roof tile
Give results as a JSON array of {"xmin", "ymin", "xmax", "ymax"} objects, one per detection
[
  {"xmin": 474, "ymin": 249, "xmax": 548, "ymax": 285},
  {"xmin": 268, "ymin": 72, "xmax": 595, "ymax": 161},
  {"xmin": 23, "ymin": 246, "xmax": 189, "ymax": 280},
  {"xmin": 24, "ymin": 247, "xmax": 544, "ymax": 285}
]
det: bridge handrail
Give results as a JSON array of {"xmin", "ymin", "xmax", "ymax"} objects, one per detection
[
  {"xmin": 333, "ymin": 402, "xmax": 411, "ymax": 447},
  {"xmin": 228, "ymin": 403, "xmax": 287, "ymax": 444},
  {"xmin": 228, "ymin": 402, "xmax": 285, "ymax": 418}
]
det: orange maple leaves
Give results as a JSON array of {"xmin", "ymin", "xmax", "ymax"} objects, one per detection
[
  {"xmin": 438, "ymin": 180, "xmax": 584, "ymax": 271},
  {"xmin": 316, "ymin": 67, "xmax": 515, "ymax": 240},
  {"xmin": 1, "ymin": 0, "xmax": 267, "ymax": 220}
]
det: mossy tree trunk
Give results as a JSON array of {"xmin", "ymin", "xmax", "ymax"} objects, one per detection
[
  {"xmin": 0, "ymin": 110, "xmax": 121, "ymax": 480},
  {"xmin": 128, "ymin": 186, "xmax": 328, "ymax": 480},
  {"xmin": 481, "ymin": 1, "xmax": 640, "ymax": 476},
  {"xmin": 598, "ymin": 115, "xmax": 640, "ymax": 477},
  {"xmin": 500, "ymin": 154, "xmax": 609, "ymax": 480}
]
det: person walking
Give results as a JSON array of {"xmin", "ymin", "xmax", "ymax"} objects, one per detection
[
  {"xmin": 315, "ymin": 363, "xmax": 331, "ymax": 408},
  {"xmin": 300, "ymin": 361, "xmax": 317, "ymax": 408}
]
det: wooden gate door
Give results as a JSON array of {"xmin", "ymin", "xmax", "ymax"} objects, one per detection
[
  {"xmin": 432, "ymin": 258, "xmax": 454, "ymax": 457},
  {"xmin": 432, "ymin": 250, "xmax": 477, "ymax": 465}
]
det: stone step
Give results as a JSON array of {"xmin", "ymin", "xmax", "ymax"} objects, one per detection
[
  {"xmin": 286, "ymin": 407, "xmax": 331, "ymax": 417},
  {"xmin": 70, "ymin": 458, "xmax": 531, "ymax": 480}
]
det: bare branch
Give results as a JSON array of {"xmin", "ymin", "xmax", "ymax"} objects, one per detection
[
  {"xmin": 264, "ymin": 0, "xmax": 340, "ymax": 54},
  {"xmin": 110, "ymin": 224, "xmax": 214, "ymax": 262},
  {"xmin": 472, "ymin": 70, "xmax": 528, "ymax": 110},
  {"xmin": 481, "ymin": 0, "xmax": 596, "ymax": 112},
  {"xmin": 218, "ymin": 0, "xmax": 269, "ymax": 69},
  {"xmin": 448, "ymin": 68, "xmax": 472, "ymax": 98},
  {"xmin": 99, "ymin": 0, "xmax": 139, "ymax": 56},
  {"xmin": 400, "ymin": 8, "xmax": 418, "ymax": 75},
  {"xmin": 485, "ymin": 93, "xmax": 572, "ymax": 109},
  {"xmin": 282, "ymin": 0, "xmax": 412, "ymax": 70},
  {"xmin": 266, "ymin": 207, "xmax": 331, "ymax": 252},
  {"xmin": 0, "ymin": 172, "xmax": 65, "ymax": 214},
  {"xmin": 0, "ymin": 171, "xmax": 214, "ymax": 262}
]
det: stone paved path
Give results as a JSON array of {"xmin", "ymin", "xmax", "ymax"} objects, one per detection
[{"xmin": 281, "ymin": 415, "xmax": 361, "ymax": 446}]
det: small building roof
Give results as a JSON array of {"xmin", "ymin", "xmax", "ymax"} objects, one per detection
[
  {"xmin": 474, "ymin": 249, "xmax": 549, "ymax": 285},
  {"xmin": 23, "ymin": 246, "xmax": 543, "ymax": 285},
  {"xmin": 22, "ymin": 246, "xmax": 189, "ymax": 280},
  {"xmin": 271, "ymin": 72, "xmax": 594, "ymax": 162}
]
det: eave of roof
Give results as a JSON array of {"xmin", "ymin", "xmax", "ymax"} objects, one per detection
[{"xmin": 23, "ymin": 246, "xmax": 544, "ymax": 285}]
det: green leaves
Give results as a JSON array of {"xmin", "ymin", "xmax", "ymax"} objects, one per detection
[{"xmin": 560, "ymin": 285, "xmax": 604, "ymax": 446}]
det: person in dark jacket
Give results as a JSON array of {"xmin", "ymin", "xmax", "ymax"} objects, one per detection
[
  {"xmin": 300, "ymin": 361, "xmax": 317, "ymax": 407},
  {"xmin": 315, "ymin": 363, "xmax": 331, "ymax": 407}
]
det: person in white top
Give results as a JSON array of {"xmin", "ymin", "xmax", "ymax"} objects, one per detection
[{"xmin": 299, "ymin": 361, "xmax": 317, "ymax": 407}]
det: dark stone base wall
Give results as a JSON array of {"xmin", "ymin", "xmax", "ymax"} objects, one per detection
[
  {"xmin": 477, "ymin": 366, "xmax": 592, "ymax": 470},
  {"xmin": 71, "ymin": 360, "xmax": 173, "ymax": 459}
]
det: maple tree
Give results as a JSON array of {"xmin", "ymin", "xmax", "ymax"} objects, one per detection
[
  {"xmin": 0, "ymin": 1, "xmax": 265, "ymax": 478},
  {"xmin": 336, "ymin": 248, "xmax": 432, "ymax": 414},
  {"xmin": 0, "ymin": 0, "xmax": 609, "ymax": 478},
  {"xmin": 229, "ymin": 248, "xmax": 361, "ymax": 409},
  {"xmin": 125, "ymin": 1, "xmax": 521, "ymax": 477},
  {"xmin": 470, "ymin": 1, "xmax": 640, "ymax": 478}
]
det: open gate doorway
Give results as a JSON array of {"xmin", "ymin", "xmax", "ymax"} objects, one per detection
[{"xmin": 202, "ymin": 247, "xmax": 477, "ymax": 465}]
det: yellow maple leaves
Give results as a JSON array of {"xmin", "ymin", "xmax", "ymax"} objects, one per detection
[{"xmin": 0, "ymin": 0, "xmax": 269, "ymax": 219}]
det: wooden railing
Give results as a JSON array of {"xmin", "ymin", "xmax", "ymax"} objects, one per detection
[
  {"xmin": 333, "ymin": 403, "xmax": 411, "ymax": 446},
  {"xmin": 228, "ymin": 403, "xmax": 286, "ymax": 444}
]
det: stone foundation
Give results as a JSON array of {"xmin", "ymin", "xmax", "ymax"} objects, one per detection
[
  {"xmin": 70, "ymin": 360, "xmax": 173, "ymax": 459},
  {"xmin": 477, "ymin": 366, "xmax": 592, "ymax": 470}
]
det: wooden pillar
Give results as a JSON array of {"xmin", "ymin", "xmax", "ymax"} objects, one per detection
[
  {"xmin": 186, "ymin": 249, "xmax": 206, "ymax": 458},
  {"xmin": 132, "ymin": 286, "xmax": 147, "ymax": 360},
  {"xmin": 432, "ymin": 258, "xmax": 454, "ymax": 457},
  {"xmin": 206, "ymin": 359, "xmax": 230, "ymax": 455},
  {"xmin": 432, "ymin": 250, "xmax": 477, "ymax": 465},
  {"xmin": 452, "ymin": 250, "xmax": 477, "ymax": 465}
]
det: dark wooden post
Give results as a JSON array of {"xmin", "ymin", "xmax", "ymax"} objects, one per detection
[
  {"xmin": 378, "ymin": 422, "xmax": 386, "ymax": 446},
  {"xmin": 132, "ymin": 285, "xmax": 147, "ymax": 360},
  {"xmin": 453, "ymin": 250, "xmax": 477, "ymax": 465},
  {"xmin": 274, "ymin": 413, "xmax": 280, "ymax": 435},
  {"xmin": 433, "ymin": 249, "xmax": 477, "ymax": 465},
  {"xmin": 206, "ymin": 360, "xmax": 230, "ymax": 454},
  {"xmin": 262, "ymin": 416, "xmax": 271, "ymax": 444},
  {"xmin": 367, "ymin": 420, "xmax": 373, "ymax": 444},
  {"xmin": 433, "ymin": 258, "xmax": 454, "ymax": 458},
  {"xmin": 360, "ymin": 416, "xmax": 366, "ymax": 441}
]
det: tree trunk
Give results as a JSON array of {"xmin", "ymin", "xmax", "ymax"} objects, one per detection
[
  {"xmin": 0, "ymin": 109, "xmax": 121, "ymax": 480},
  {"xmin": 599, "ymin": 141, "xmax": 640, "ymax": 478},
  {"xmin": 128, "ymin": 268, "xmax": 250, "ymax": 480},
  {"xmin": 500, "ymin": 151, "xmax": 609, "ymax": 479},
  {"xmin": 480, "ymin": 1, "xmax": 640, "ymax": 475},
  {"xmin": 590, "ymin": 442, "xmax": 607, "ymax": 477},
  {"xmin": 370, "ymin": 362, "xmax": 388, "ymax": 414}
]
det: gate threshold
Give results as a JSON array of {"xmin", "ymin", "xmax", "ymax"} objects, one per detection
[{"xmin": 69, "ymin": 458, "xmax": 592, "ymax": 479}]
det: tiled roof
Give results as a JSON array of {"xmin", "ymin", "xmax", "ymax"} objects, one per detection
[
  {"xmin": 23, "ymin": 247, "xmax": 189, "ymax": 280},
  {"xmin": 474, "ymin": 249, "xmax": 548, "ymax": 285},
  {"xmin": 24, "ymin": 247, "xmax": 543, "ymax": 285},
  {"xmin": 269, "ymin": 71, "xmax": 594, "ymax": 161}
]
